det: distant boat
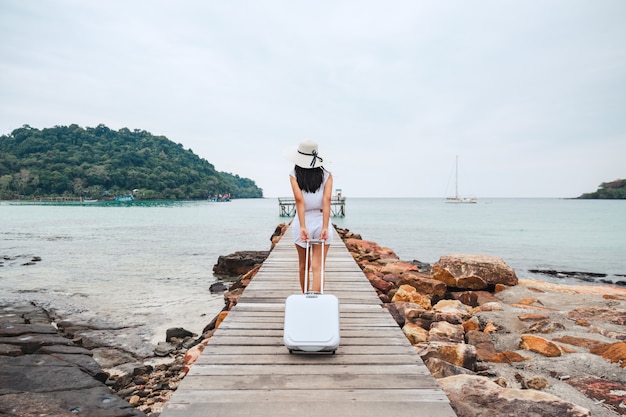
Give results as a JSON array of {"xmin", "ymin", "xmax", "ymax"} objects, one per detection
[
  {"xmin": 82, "ymin": 198, "xmax": 98, "ymax": 204},
  {"xmin": 114, "ymin": 195, "xmax": 134, "ymax": 202},
  {"xmin": 208, "ymin": 193, "xmax": 231, "ymax": 202},
  {"xmin": 446, "ymin": 156, "xmax": 477, "ymax": 204}
]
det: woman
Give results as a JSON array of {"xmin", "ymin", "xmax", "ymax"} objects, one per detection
[{"xmin": 288, "ymin": 139, "xmax": 333, "ymax": 293}]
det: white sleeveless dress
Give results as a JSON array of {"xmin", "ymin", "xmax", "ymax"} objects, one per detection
[{"xmin": 290, "ymin": 169, "xmax": 333, "ymax": 248}]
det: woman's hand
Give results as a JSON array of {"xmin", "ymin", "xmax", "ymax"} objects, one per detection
[
  {"xmin": 299, "ymin": 227, "xmax": 310, "ymax": 242},
  {"xmin": 319, "ymin": 227, "xmax": 329, "ymax": 241}
]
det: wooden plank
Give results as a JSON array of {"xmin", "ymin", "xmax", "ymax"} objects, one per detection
[
  {"xmin": 200, "ymin": 344, "xmax": 417, "ymax": 356},
  {"xmin": 204, "ymin": 336, "xmax": 413, "ymax": 346},
  {"xmin": 181, "ymin": 372, "xmax": 437, "ymax": 389},
  {"xmin": 162, "ymin": 401, "xmax": 457, "ymax": 417},
  {"xmin": 167, "ymin": 388, "xmax": 450, "ymax": 403},
  {"xmin": 193, "ymin": 353, "xmax": 425, "ymax": 366},
  {"xmin": 187, "ymin": 361, "xmax": 432, "ymax": 375}
]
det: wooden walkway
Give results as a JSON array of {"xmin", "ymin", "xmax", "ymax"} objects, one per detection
[
  {"xmin": 160, "ymin": 228, "xmax": 456, "ymax": 417},
  {"xmin": 278, "ymin": 196, "xmax": 346, "ymax": 217}
]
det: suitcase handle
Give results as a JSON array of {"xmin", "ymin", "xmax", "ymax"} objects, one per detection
[{"xmin": 304, "ymin": 239, "xmax": 325, "ymax": 294}]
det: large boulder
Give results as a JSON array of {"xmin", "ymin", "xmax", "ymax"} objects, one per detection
[
  {"xmin": 397, "ymin": 271, "xmax": 448, "ymax": 298},
  {"xmin": 439, "ymin": 374, "xmax": 590, "ymax": 417},
  {"xmin": 431, "ymin": 254, "xmax": 518, "ymax": 290},
  {"xmin": 212, "ymin": 251, "xmax": 269, "ymax": 278}
]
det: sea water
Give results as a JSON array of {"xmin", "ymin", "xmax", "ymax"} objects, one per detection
[{"xmin": 1, "ymin": 198, "xmax": 625, "ymax": 349}]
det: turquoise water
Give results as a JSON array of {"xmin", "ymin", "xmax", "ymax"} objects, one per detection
[
  {"xmin": 333, "ymin": 198, "xmax": 626, "ymax": 281},
  {"xmin": 1, "ymin": 198, "xmax": 624, "ymax": 348}
]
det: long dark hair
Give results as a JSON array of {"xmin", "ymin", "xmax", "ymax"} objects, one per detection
[{"xmin": 295, "ymin": 166, "xmax": 324, "ymax": 193}]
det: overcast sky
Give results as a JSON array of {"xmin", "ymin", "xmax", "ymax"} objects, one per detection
[{"xmin": 1, "ymin": 1, "xmax": 624, "ymax": 198}]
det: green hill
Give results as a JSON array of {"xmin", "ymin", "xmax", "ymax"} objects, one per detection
[
  {"xmin": 578, "ymin": 179, "xmax": 626, "ymax": 199},
  {"xmin": 0, "ymin": 124, "xmax": 263, "ymax": 200}
]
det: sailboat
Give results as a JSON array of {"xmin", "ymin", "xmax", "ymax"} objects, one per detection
[{"xmin": 446, "ymin": 155, "xmax": 477, "ymax": 204}]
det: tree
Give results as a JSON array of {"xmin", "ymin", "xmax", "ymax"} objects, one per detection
[{"xmin": 0, "ymin": 124, "xmax": 263, "ymax": 200}]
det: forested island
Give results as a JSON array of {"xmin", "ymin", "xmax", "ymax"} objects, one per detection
[
  {"xmin": 0, "ymin": 124, "xmax": 263, "ymax": 200},
  {"xmin": 577, "ymin": 179, "xmax": 626, "ymax": 199}
]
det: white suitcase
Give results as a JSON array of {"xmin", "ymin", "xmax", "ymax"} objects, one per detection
[{"xmin": 283, "ymin": 239, "xmax": 340, "ymax": 354}]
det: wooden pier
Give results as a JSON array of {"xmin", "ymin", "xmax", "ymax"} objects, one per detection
[
  {"xmin": 160, "ymin": 228, "xmax": 456, "ymax": 417},
  {"xmin": 278, "ymin": 196, "xmax": 346, "ymax": 217}
]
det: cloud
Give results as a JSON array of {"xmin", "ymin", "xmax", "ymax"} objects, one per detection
[{"xmin": 1, "ymin": 0, "xmax": 625, "ymax": 198}]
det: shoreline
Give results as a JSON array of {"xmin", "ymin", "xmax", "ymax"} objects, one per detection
[{"xmin": 3, "ymin": 223, "xmax": 626, "ymax": 416}]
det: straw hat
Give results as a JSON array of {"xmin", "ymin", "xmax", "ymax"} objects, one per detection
[{"xmin": 287, "ymin": 139, "xmax": 326, "ymax": 169}]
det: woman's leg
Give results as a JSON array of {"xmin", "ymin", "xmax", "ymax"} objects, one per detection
[
  {"xmin": 310, "ymin": 243, "xmax": 330, "ymax": 293},
  {"xmin": 295, "ymin": 244, "xmax": 307, "ymax": 292}
]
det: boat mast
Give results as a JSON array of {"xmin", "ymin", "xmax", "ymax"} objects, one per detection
[{"xmin": 455, "ymin": 155, "xmax": 459, "ymax": 199}]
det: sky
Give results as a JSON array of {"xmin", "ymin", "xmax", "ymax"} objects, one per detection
[{"xmin": 1, "ymin": 1, "xmax": 625, "ymax": 198}]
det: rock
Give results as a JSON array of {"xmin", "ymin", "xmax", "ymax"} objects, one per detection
[
  {"xmin": 184, "ymin": 338, "xmax": 210, "ymax": 375},
  {"xmin": 568, "ymin": 377, "xmax": 626, "ymax": 415},
  {"xmin": 524, "ymin": 376, "xmax": 549, "ymax": 390},
  {"xmin": 466, "ymin": 330, "xmax": 528, "ymax": 364},
  {"xmin": 209, "ymin": 281, "xmax": 228, "ymax": 293},
  {"xmin": 368, "ymin": 274, "xmax": 395, "ymax": 293},
  {"xmin": 432, "ymin": 299, "xmax": 471, "ymax": 320},
  {"xmin": 270, "ymin": 223, "xmax": 288, "ymax": 249},
  {"xmin": 567, "ymin": 306, "xmax": 626, "ymax": 326},
  {"xmin": 397, "ymin": 271, "xmax": 448, "ymax": 299},
  {"xmin": 0, "ymin": 386, "xmax": 146, "ymax": 417},
  {"xmin": 462, "ymin": 316, "xmax": 481, "ymax": 333},
  {"xmin": 518, "ymin": 314, "xmax": 550, "ymax": 322},
  {"xmin": 0, "ymin": 352, "xmax": 142, "ymax": 416},
  {"xmin": 424, "ymin": 357, "xmax": 476, "ymax": 379},
  {"xmin": 154, "ymin": 342, "xmax": 176, "ymax": 357},
  {"xmin": 451, "ymin": 291, "xmax": 478, "ymax": 307},
  {"xmin": 343, "ymin": 238, "xmax": 399, "ymax": 261},
  {"xmin": 380, "ymin": 261, "xmax": 419, "ymax": 276},
  {"xmin": 589, "ymin": 341, "xmax": 626, "ymax": 367},
  {"xmin": 215, "ymin": 311, "xmax": 229, "ymax": 329},
  {"xmin": 0, "ymin": 323, "xmax": 57, "ymax": 336},
  {"xmin": 588, "ymin": 325, "xmax": 626, "ymax": 340},
  {"xmin": 519, "ymin": 334, "xmax": 562, "ymax": 357},
  {"xmin": 471, "ymin": 301, "xmax": 504, "ymax": 313},
  {"xmin": 335, "ymin": 227, "xmax": 362, "ymax": 240},
  {"xmin": 212, "ymin": 251, "xmax": 269, "ymax": 278},
  {"xmin": 552, "ymin": 336, "xmax": 606, "ymax": 350},
  {"xmin": 439, "ymin": 375, "xmax": 590, "ymax": 417},
  {"xmin": 482, "ymin": 322, "xmax": 499, "ymax": 334},
  {"xmin": 428, "ymin": 321, "xmax": 465, "ymax": 343},
  {"xmin": 166, "ymin": 327, "xmax": 194, "ymax": 341},
  {"xmin": 0, "ymin": 342, "xmax": 23, "ymax": 356},
  {"xmin": 224, "ymin": 287, "xmax": 244, "ymax": 310},
  {"xmin": 416, "ymin": 342, "xmax": 477, "ymax": 371},
  {"xmin": 466, "ymin": 330, "xmax": 498, "ymax": 361},
  {"xmin": 474, "ymin": 290, "xmax": 502, "ymax": 305},
  {"xmin": 0, "ymin": 333, "xmax": 73, "ymax": 354},
  {"xmin": 526, "ymin": 319, "xmax": 565, "ymax": 334},
  {"xmin": 402, "ymin": 322, "xmax": 429, "ymax": 345},
  {"xmin": 489, "ymin": 351, "xmax": 529, "ymax": 363},
  {"xmin": 91, "ymin": 347, "xmax": 137, "ymax": 369},
  {"xmin": 431, "ymin": 254, "xmax": 518, "ymax": 290},
  {"xmin": 383, "ymin": 303, "xmax": 405, "ymax": 327},
  {"xmin": 391, "ymin": 285, "xmax": 432, "ymax": 310}
]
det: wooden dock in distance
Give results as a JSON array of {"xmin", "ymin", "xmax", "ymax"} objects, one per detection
[
  {"xmin": 278, "ymin": 196, "xmax": 346, "ymax": 217},
  {"xmin": 160, "ymin": 228, "xmax": 456, "ymax": 417}
]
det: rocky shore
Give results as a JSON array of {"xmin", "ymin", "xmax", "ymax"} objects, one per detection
[
  {"xmin": 3, "ymin": 223, "xmax": 626, "ymax": 416},
  {"xmin": 336, "ymin": 226, "xmax": 626, "ymax": 417}
]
